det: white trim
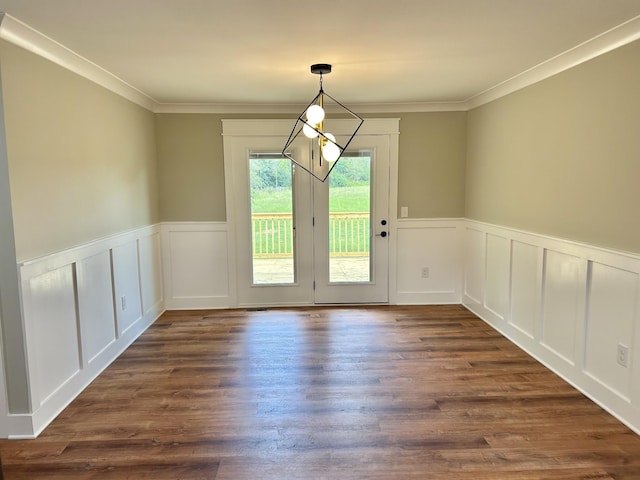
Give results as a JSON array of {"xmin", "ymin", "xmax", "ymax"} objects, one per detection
[
  {"xmin": 18, "ymin": 224, "xmax": 159, "ymax": 271},
  {"xmin": 391, "ymin": 218, "xmax": 464, "ymax": 305},
  {"xmin": 9, "ymin": 224, "xmax": 164, "ymax": 438},
  {"xmin": 462, "ymin": 219, "xmax": 640, "ymax": 435},
  {"xmin": 160, "ymin": 222, "xmax": 234, "ymax": 310},
  {"xmin": 154, "ymin": 101, "xmax": 468, "ymax": 114},
  {"xmin": 221, "ymin": 119, "xmax": 400, "ymax": 307},
  {"xmin": 0, "ymin": 13, "xmax": 157, "ymax": 111},
  {"xmin": 221, "ymin": 118, "xmax": 400, "ymax": 136},
  {"xmin": 466, "ymin": 14, "xmax": 640, "ymax": 109},
  {"xmin": 2, "ymin": 12, "xmax": 639, "ymax": 113}
]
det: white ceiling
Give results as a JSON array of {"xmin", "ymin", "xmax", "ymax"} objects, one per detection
[{"xmin": 0, "ymin": 0, "xmax": 639, "ymax": 110}]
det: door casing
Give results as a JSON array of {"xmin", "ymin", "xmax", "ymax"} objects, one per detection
[{"xmin": 222, "ymin": 118, "xmax": 400, "ymax": 307}]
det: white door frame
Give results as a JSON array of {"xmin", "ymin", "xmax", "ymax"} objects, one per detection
[{"xmin": 222, "ymin": 118, "xmax": 400, "ymax": 307}]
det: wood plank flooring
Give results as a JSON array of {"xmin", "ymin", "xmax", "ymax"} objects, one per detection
[{"xmin": 2, "ymin": 305, "xmax": 640, "ymax": 479}]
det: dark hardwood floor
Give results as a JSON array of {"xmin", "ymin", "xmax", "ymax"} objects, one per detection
[{"xmin": 1, "ymin": 305, "xmax": 640, "ymax": 479}]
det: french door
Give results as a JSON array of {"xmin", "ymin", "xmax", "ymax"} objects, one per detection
[
  {"xmin": 223, "ymin": 119, "xmax": 397, "ymax": 307},
  {"xmin": 312, "ymin": 134, "xmax": 390, "ymax": 303}
]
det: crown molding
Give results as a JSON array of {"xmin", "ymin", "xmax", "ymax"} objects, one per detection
[
  {"xmin": 466, "ymin": 14, "xmax": 640, "ymax": 109},
  {"xmin": 1, "ymin": 12, "xmax": 639, "ymax": 114},
  {"xmin": 0, "ymin": 13, "xmax": 463, "ymax": 115},
  {"xmin": 154, "ymin": 103, "xmax": 306, "ymax": 114},
  {"xmin": 153, "ymin": 101, "xmax": 468, "ymax": 114},
  {"xmin": 0, "ymin": 13, "xmax": 157, "ymax": 111}
]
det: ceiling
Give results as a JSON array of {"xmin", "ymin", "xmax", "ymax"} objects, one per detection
[{"xmin": 0, "ymin": 0, "xmax": 639, "ymax": 110}]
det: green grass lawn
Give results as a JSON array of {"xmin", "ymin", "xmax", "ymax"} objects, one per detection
[
  {"xmin": 252, "ymin": 185, "xmax": 370, "ymax": 213},
  {"xmin": 251, "ymin": 185, "xmax": 371, "ymax": 256}
]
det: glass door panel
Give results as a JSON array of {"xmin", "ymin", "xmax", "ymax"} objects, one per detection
[
  {"xmin": 328, "ymin": 154, "xmax": 372, "ymax": 283},
  {"xmin": 249, "ymin": 154, "xmax": 295, "ymax": 285},
  {"xmin": 226, "ymin": 132, "xmax": 313, "ymax": 307},
  {"xmin": 313, "ymin": 134, "xmax": 390, "ymax": 304}
]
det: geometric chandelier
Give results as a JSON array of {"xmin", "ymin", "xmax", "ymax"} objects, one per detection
[{"xmin": 282, "ymin": 64, "xmax": 364, "ymax": 182}]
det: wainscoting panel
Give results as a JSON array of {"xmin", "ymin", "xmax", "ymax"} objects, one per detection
[
  {"xmin": 463, "ymin": 226, "xmax": 486, "ymax": 306},
  {"xmin": 509, "ymin": 240, "xmax": 540, "ymax": 338},
  {"xmin": 393, "ymin": 219, "xmax": 463, "ymax": 304},
  {"xmin": 463, "ymin": 220, "xmax": 640, "ymax": 434},
  {"xmin": 139, "ymin": 232, "xmax": 164, "ymax": 319},
  {"xmin": 585, "ymin": 261, "xmax": 638, "ymax": 400},
  {"xmin": 161, "ymin": 223, "xmax": 232, "ymax": 309},
  {"xmin": 15, "ymin": 225, "xmax": 164, "ymax": 438},
  {"xmin": 485, "ymin": 233, "xmax": 509, "ymax": 320},
  {"xmin": 76, "ymin": 251, "xmax": 117, "ymax": 366},
  {"xmin": 112, "ymin": 241, "xmax": 143, "ymax": 336},
  {"xmin": 541, "ymin": 249, "xmax": 584, "ymax": 365},
  {"xmin": 24, "ymin": 264, "xmax": 80, "ymax": 408}
]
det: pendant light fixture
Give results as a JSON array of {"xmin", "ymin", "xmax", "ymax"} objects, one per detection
[{"xmin": 282, "ymin": 64, "xmax": 364, "ymax": 182}]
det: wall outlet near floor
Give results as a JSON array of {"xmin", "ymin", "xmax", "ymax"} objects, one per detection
[
  {"xmin": 617, "ymin": 343, "xmax": 629, "ymax": 367},
  {"xmin": 400, "ymin": 206, "xmax": 409, "ymax": 218},
  {"xmin": 421, "ymin": 267, "xmax": 430, "ymax": 278}
]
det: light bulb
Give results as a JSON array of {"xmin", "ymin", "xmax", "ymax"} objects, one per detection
[
  {"xmin": 306, "ymin": 104, "xmax": 325, "ymax": 125},
  {"xmin": 302, "ymin": 122, "xmax": 319, "ymax": 138},
  {"xmin": 321, "ymin": 133, "xmax": 340, "ymax": 162}
]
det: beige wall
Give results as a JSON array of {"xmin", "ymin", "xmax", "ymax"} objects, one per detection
[
  {"xmin": 5, "ymin": 30, "xmax": 636, "ymax": 254},
  {"xmin": 0, "ymin": 40, "xmax": 158, "ymax": 261},
  {"xmin": 397, "ymin": 112, "xmax": 466, "ymax": 218},
  {"xmin": 156, "ymin": 112, "xmax": 467, "ymax": 221},
  {"xmin": 466, "ymin": 40, "xmax": 640, "ymax": 254},
  {"xmin": 156, "ymin": 113, "xmax": 227, "ymax": 221}
]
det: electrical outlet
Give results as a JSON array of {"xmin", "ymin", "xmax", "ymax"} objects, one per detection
[
  {"xmin": 400, "ymin": 206, "xmax": 409, "ymax": 218},
  {"xmin": 421, "ymin": 267, "xmax": 430, "ymax": 278},
  {"xmin": 121, "ymin": 295, "xmax": 127, "ymax": 311},
  {"xmin": 617, "ymin": 343, "xmax": 629, "ymax": 368}
]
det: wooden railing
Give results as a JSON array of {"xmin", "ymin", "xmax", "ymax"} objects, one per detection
[
  {"xmin": 252, "ymin": 213, "xmax": 294, "ymax": 258},
  {"xmin": 252, "ymin": 213, "xmax": 370, "ymax": 258},
  {"xmin": 329, "ymin": 213, "xmax": 370, "ymax": 257}
]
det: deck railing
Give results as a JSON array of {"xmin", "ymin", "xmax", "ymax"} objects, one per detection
[{"xmin": 252, "ymin": 212, "xmax": 370, "ymax": 258}]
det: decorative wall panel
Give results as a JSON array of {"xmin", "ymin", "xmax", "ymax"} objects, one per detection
[
  {"xmin": 463, "ymin": 220, "xmax": 640, "ymax": 434},
  {"xmin": 509, "ymin": 241, "xmax": 540, "ymax": 338},
  {"xmin": 586, "ymin": 261, "xmax": 638, "ymax": 399},
  {"xmin": 541, "ymin": 249, "xmax": 584, "ymax": 364},
  {"xmin": 463, "ymin": 227, "xmax": 486, "ymax": 305},
  {"xmin": 393, "ymin": 220, "xmax": 462, "ymax": 304},
  {"xmin": 485, "ymin": 233, "xmax": 509, "ymax": 320},
  {"xmin": 76, "ymin": 251, "xmax": 116, "ymax": 365},
  {"xmin": 161, "ymin": 223, "xmax": 232, "ymax": 309},
  {"xmin": 25, "ymin": 265, "xmax": 80, "ymax": 405},
  {"xmin": 16, "ymin": 225, "xmax": 164, "ymax": 437}
]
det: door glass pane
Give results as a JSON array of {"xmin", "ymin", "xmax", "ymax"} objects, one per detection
[
  {"xmin": 328, "ymin": 152, "xmax": 371, "ymax": 283},
  {"xmin": 249, "ymin": 154, "xmax": 295, "ymax": 284}
]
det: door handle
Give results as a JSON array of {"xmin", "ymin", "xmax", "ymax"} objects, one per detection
[{"xmin": 376, "ymin": 231, "xmax": 388, "ymax": 238}]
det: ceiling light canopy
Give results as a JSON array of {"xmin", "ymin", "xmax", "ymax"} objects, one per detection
[{"xmin": 282, "ymin": 64, "xmax": 364, "ymax": 182}]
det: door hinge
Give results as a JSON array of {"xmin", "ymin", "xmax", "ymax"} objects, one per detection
[
  {"xmin": 312, "ymin": 216, "xmax": 315, "ymax": 227},
  {"xmin": 313, "ymin": 280, "xmax": 316, "ymax": 290}
]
